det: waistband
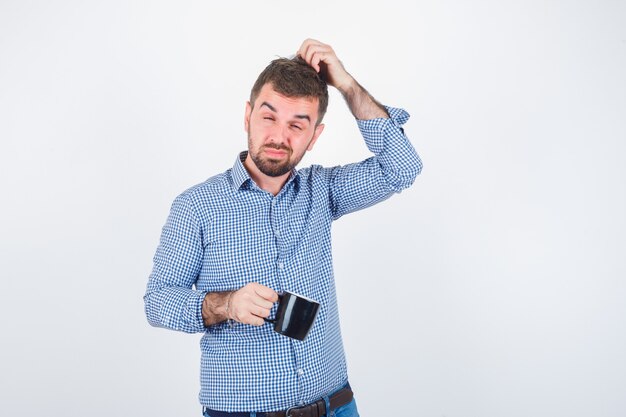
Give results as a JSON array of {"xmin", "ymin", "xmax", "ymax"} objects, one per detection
[{"xmin": 203, "ymin": 383, "xmax": 353, "ymax": 417}]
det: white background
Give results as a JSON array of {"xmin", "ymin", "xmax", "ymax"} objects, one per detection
[{"xmin": 1, "ymin": 1, "xmax": 625, "ymax": 416}]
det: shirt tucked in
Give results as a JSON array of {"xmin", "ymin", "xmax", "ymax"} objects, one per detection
[{"xmin": 144, "ymin": 106, "xmax": 422, "ymax": 412}]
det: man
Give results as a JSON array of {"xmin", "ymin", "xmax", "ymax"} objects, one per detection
[{"xmin": 144, "ymin": 39, "xmax": 422, "ymax": 417}]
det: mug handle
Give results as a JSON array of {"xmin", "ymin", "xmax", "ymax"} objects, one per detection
[{"xmin": 263, "ymin": 292, "xmax": 284, "ymax": 324}]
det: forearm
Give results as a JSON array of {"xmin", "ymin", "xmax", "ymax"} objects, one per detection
[
  {"xmin": 338, "ymin": 78, "xmax": 389, "ymax": 120},
  {"xmin": 296, "ymin": 39, "xmax": 390, "ymax": 121},
  {"xmin": 328, "ymin": 106, "xmax": 423, "ymax": 219},
  {"xmin": 358, "ymin": 106, "xmax": 422, "ymax": 190},
  {"xmin": 204, "ymin": 283, "xmax": 278, "ymax": 327},
  {"xmin": 144, "ymin": 193, "xmax": 207, "ymax": 333},
  {"xmin": 336, "ymin": 76, "xmax": 421, "ymax": 190},
  {"xmin": 144, "ymin": 287, "xmax": 256, "ymax": 330},
  {"xmin": 144, "ymin": 286, "xmax": 207, "ymax": 333}
]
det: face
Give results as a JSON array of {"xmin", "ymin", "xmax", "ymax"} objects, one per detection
[{"xmin": 245, "ymin": 83, "xmax": 324, "ymax": 178}]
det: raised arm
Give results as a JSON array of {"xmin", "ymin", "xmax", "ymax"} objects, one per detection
[
  {"xmin": 297, "ymin": 38, "xmax": 388, "ymax": 120},
  {"xmin": 298, "ymin": 39, "xmax": 422, "ymax": 219}
]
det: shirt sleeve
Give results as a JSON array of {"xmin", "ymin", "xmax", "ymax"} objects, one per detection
[
  {"xmin": 143, "ymin": 193, "xmax": 207, "ymax": 333},
  {"xmin": 328, "ymin": 106, "xmax": 422, "ymax": 220}
]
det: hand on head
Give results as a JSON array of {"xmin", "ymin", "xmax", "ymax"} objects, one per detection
[{"xmin": 297, "ymin": 39, "xmax": 354, "ymax": 91}]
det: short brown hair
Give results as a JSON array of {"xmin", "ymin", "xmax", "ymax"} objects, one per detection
[{"xmin": 250, "ymin": 56, "xmax": 329, "ymax": 124}]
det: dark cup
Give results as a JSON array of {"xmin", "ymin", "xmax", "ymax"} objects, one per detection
[{"xmin": 265, "ymin": 291, "xmax": 320, "ymax": 341}]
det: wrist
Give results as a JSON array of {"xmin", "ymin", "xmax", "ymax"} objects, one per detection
[
  {"xmin": 202, "ymin": 291, "xmax": 235, "ymax": 327},
  {"xmin": 341, "ymin": 83, "xmax": 388, "ymax": 120},
  {"xmin": 224, "ymin": 291, "xmax": 234, "ymax": 321},
  {"xmin": 335, "ymin": 76, "xmax": 358, "ymax": 96}
]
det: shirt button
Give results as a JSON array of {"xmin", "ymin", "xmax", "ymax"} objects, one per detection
[
  {"xmin": 297, "ymin": 368, "xmax": 304, "ymax": 376},
  {"xmin": 278, "ymin": 262, "xmax": 284, "ymax": 269}
]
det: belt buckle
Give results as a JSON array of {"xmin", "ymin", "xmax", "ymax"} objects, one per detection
[{"xmin": 285, "ymin": 404, "xmax": 312, "ymax": 417}]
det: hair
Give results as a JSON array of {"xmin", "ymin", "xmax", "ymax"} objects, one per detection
[{"xmin": 249, "ymin": 56, "xmax": 329, "ymax": 125}]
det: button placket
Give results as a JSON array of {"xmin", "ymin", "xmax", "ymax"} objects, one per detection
[{"xmin": 271, "ymin": 196, "xmax": 286, "ymax": 273}]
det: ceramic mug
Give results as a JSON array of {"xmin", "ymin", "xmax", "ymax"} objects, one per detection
[{"xmin": 265, "ymin": 291, "xmax": 320, "ymax": 341}]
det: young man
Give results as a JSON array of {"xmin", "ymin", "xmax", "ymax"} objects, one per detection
[{"xmin": 144, "ymin": 39, "xmax": 422, "ymax": 417}]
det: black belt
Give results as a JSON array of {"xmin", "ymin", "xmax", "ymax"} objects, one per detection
[{"xmin": 203, "ymin": 385, "xmax": 354, "ymax": 417}]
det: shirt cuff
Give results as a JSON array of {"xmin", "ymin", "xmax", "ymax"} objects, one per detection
[
  {"xmin": 187, "ymin": 290, "xmax": 208, "ymax": 331},
  {"xmin": 356, "ymin": 106, "xmax": 410, "ymax": 155}
]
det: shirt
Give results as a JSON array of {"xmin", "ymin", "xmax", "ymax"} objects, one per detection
[{"xmin": 144, "ymin": 106, "xmax": 422, "ymax": 412}]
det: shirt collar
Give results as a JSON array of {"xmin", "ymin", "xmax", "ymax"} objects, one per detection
[
  {"xmin": 231, "ymin": 151, "xmax": 300, "ymax": 192},
  {"xmin": 231, "ymin": 151, "xmax": 251, "ymax": 190}
]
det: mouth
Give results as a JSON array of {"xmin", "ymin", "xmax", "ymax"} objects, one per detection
[{"xmin": 263, "ymin": 147, "xmax": 290, "ymax": 159}]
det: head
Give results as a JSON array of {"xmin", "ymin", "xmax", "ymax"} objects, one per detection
[
  {"xmin": 244, "ymin": 57, "xmax": 329, "ymax": 178},
  {"xmin": 250, "ymin": 56, "xmax": 329, "ymax": 125}
]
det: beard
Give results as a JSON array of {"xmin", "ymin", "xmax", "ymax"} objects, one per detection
[
  {"xmin": 249, "ymin": 144, "xmax": 297, "ymax": 177},
  {"xmin": 248, "ymin": 133, "xmax": 308, "ymax": 177}
]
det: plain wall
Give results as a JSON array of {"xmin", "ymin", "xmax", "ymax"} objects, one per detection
[{"xmin": 1, "ymin": 1, "xmax": 625, "ymax": 416}]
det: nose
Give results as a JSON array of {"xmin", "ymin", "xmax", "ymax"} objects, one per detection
[{"xmin": 267, "ymin": 124, "xmax": 288, "ymax": 145}]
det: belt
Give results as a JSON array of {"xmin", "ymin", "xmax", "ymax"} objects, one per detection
[{"xmin": 203, "ymin": 385, "xmax": 354, "ymax": 417}]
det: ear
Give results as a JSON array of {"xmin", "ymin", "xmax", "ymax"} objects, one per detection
[
  {"xmin": 244, "ymin": 101, "xmax": 252, "ymax": 132},
  {"xmin": 306, "ymin": 123, "xmax": 325, "ymax": 151}
]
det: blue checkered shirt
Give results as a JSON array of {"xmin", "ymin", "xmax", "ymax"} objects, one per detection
[{"xmin": 144, "ymin": 106, "xmax": 422, "ymax": 412}]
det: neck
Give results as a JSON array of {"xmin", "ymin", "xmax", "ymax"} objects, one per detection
[{"xmin": 243, "ymin": 154, "xmax": 290, "ymax": 196}]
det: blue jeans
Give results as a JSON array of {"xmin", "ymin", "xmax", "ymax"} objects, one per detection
[{"xmin": 202, "ymin": 398, "xmax": 360, "ymax": 417}]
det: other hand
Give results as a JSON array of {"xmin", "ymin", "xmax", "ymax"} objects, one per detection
[{"xmin": 228, "ymin": 283, "xmax": 279, "ymax": 326}]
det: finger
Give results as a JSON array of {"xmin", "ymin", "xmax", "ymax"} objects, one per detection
[
  {"xmin": 249, "ymin": 304, "xmax": 271, "ymax": 318},
  {"xmin": 297, "ymin": 43, "xmax": 313, "ymax": 63},
  {"xmin": 297, "ymin": 38, "xmax": 321, "ymax": 58},
  {"xmin": 313, "ymin": 49, "xmax": 339, "ymax": 74},
  {"xmin": 299, "ymin": 42, "xmax": 328, "ymax": 67},
  {"xmin": 245, "ymin": 313, "xmax": 265, "ymax": 327},
  {"xmin": 230, "ymin": 300, "xmax": 265, "ymax": 325},
  {"xmin": 310, "ymin": 51, "xmax": 329, "ymax": 73},
  {"xmin": 253, "ymin": 284, "xmax": 279, "ymax": 302},
  {"xmin": 303, "ymin": 45, "xmax": 327, "ymax": 66},
  {"xmin": 252, "ymin": 296, "xmax": 274, "ymax": 310}
]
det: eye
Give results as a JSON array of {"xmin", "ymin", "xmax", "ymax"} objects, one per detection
[
  {"xmin": 263, "ymin": 116, "xmax": 274, "ymax": 121},
  {"xmin": 291, "ymin": 124, "xmax": 302, "ymax": 130}
]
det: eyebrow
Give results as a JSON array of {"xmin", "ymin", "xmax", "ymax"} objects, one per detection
[{"xmin": 260, "ymin": 101, "xmax": 311, "ymax": 122}]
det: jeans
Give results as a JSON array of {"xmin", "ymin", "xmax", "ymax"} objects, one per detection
[{"xmin": 202, "ymin": 398, "xmax": 360, "ymax": 417}]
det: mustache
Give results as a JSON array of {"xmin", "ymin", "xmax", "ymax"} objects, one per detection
[{"xmin": 263, "ymin": 143, "xmax": 292, "ymax": 152}]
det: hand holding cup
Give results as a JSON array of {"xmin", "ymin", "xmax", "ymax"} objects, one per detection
[{"xmin": 228, "ymin": 282, "xmax": 279, "ymax": 326}]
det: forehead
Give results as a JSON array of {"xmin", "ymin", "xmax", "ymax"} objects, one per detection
[{"xmin": 254, "ymin": 84, "xmax": 319, "ymax": 119}]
